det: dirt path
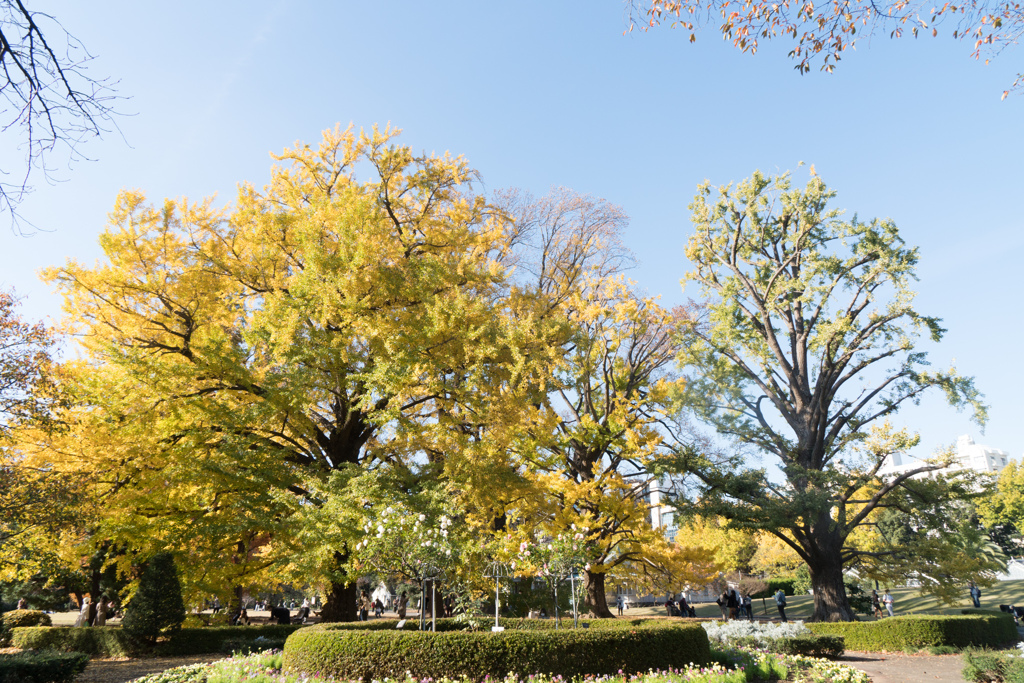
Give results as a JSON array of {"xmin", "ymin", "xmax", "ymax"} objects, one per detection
[
  {"xmin": 842, "ymin": 651, "xmax": 965, "ymax": 683},
  {"xmin": 76, "ymin": 654, "xmax": 222, "ymax": 683}
]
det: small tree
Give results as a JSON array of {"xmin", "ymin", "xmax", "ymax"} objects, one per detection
[{"xmin": 122, "ymin": 553, "xmax": 185, "ymax": 644}]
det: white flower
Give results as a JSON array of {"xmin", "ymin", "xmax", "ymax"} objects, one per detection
[{"xmin": 418, "ymin": 514, "xmax": 426, "ymax": 522}]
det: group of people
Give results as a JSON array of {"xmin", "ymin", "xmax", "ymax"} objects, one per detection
[
  {"xmin": 356, "ymin": 591, "xmax": 407, "ymax": 620},
  {"xmin": 716, "ymin": 589, "xmax": 755, "ymax": 621},
  {"xmin": 72, "ymin": 595, "xmax": 113, "ymax": 627},
  {"xmin": 664, "ymin": 595, "xmax": 697, "ymax": 618},
  {"xmin": 871, "ymin": 589, "xmax": 896, "ymax": 618}
]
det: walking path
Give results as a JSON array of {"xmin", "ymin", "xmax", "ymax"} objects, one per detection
[
  {"xmin": 842, "ymin": 651, "xmax": 965, "ymax": 683},
  {"xmin": 76, "ymin": 655, "xmax": 221, "ymax": 683}
]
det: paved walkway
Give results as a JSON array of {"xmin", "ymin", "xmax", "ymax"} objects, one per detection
[{"xmin": 842, "ymin": 651, "xmax": 965, "ymax": 683}]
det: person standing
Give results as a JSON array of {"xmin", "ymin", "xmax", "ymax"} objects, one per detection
[
  {"xmin": 73, "ymin": 596, "xmax": 91, "ymax": 627},
  {"xmin": 15, "ymin": 598, "xmax": 26, "ymax": 610},
  {"xmin": 883, "ymin": 589, "xmax": 895, "ymax": 617},
  {"xmin": 397, "ymin": 592, "xmax": 408, "ymax": 620},
  {"xmin": 358, "ymin": 591, "xmax": 371, "ymax": 621},
  {"xmin": 727, "ymin": 589, "xmax": 739, "ymax": 620},
  {"xmin": 95, "ymin": 596, "xmax": 108, "ymax": 626},
  {"xmin": 774, "ymin": 589, "xmax": 787, "ymax": 622},
  {"xmin": 616, "ymin": 595, "xmax": 623, "ymax": 616},
  {"xmin": 743, "ymin": 593, "xmax": 754, "ymax": 622},
  {"xmin": 970, "ymin": 583, "xmax": 982, "ymax": 608}
]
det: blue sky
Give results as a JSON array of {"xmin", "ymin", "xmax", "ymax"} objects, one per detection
[{"xmin": 2, "ymin": 1, "xmax": 1021, "ymax": 464}]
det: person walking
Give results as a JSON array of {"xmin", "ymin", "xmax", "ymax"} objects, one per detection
[
  {"xmin": 397, "ymin": 591, "xmax": 408, "ymax": 620},
  {"xmin": 774, "ymin": 589, "xmax": 787, "ymax": 622},
  {"xmin": 882, "ymin": 589, "xmax": 895, "ymax": 617},
  {"xmin": 15, "ymin": 598, "xmax": 26, "ymax": 610},
  {"xmin": 970, "ymin": 583, "xmax": 982, "ymax": 608},
  {"xmin": 743, "ymin": 593, "xmax": 754, "ymax": 622},
  {"xmin": 871, "ymin": 590, "xmax": 883, "ymax": 618}
]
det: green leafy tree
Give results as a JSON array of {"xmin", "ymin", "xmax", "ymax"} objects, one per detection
[
  {"xmin": 978, "ymin": 461, "xmax": 1024, "ymax": 555},
  {"xmin": 121, "ymin": 552, "xmax": 186, "ymax": 644},
  {"xmin": 669, "ymin": 169, "xmax": 986, "ymax": 621}
]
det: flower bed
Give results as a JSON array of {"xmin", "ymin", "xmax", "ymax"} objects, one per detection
[
  {"xmin": 10, "ymin": 623, "xmax": 304, "ymax": 657},
  {"xmin": 128, "ymin": 648, "xmax": 872, "ymax": 683}
]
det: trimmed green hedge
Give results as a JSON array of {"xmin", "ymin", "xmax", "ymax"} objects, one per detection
[
  {"xmin": 732, "ymin": 634, "xmax": 845, "ymax": 660},
  {"xmin": 807, "ymin": 613, "xmax": 1017, "ymax": 651},
  {"xmin": 0, "ymin": 610, "xmax": 51, "ymax": 645},
  {"xmin": 11, "ymin": 624, "xmax": 304, "ymax": 657},
  {"xmin": 306, "ymin": 617, "xmax": 676, "ymax": 632},
  {"xmin": 0, "ymin": 651, "xmax": 89, "ymax": 683},
  {"xmin": 283, "ymin": 622, "xmax": 712, "ymax": 680},
  {"xmin": 12, "ymin": 626, "xmax": 137, "ymax": 657}
]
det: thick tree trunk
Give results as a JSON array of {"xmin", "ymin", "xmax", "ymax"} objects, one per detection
[
  {"xmin": 319, "ymin": 550, "xmax": 358, "ymax": 622},
  {"xmin": 808, "ymin": 552, "xmax": 855, "ymax": 622},
  {"xmin": 584, "ymin": 570, "xmax": 615, "ymax": 618},
  {"xmin": 321, "ymin": 580, "xmax": 357, "ymax": 622}
]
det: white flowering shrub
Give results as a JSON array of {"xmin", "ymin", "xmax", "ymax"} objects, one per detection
[
  {"xmin": 354, "ymin": 502, "xmax": 461, "ymax": 581},
  {"xmin": 701, "ymin": 619, "xmax": 809, "ymax": 645}
]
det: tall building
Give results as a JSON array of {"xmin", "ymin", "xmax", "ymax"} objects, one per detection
[{"xmin": 877, "ymin": 434, "xmax": 1010, "ymax": 477}]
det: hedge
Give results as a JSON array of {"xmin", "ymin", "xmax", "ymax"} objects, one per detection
[
  {"xmin": 283, "ymin": 622, "xmax": 712, "ymax": 681},
  {"xmin": 807, "ymin": 613, "xmax": 1017, "ymax": 651},
  {"xmin": 731, "ymin": 634, "xmax": 845, "ymax": 660},
  {"xmin": 304, "ymin": 617, "xmax": 677, "ymax": 632},
  {"xmin": 0, "ymin": 651, "xmax": 89, "ymax": 683},
  {"xmin": 0, "ymin": 610, "xmax": 51, "ymax": 645},
  {"xmin": 11, "ymin": 624, "xmax": 304, "ymax": 657}
]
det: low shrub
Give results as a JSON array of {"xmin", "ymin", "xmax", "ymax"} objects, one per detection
[
  {"xmin": 310, "ymin": 616, "xmax": 672, "ymax": 632},
  {"xmin": 962, "ymin": 647, "xmax": 1024, "ymax": 683},
  {"xmin": 731, "ymin": 635, "xmax": 845, "ymax": 660},
  {"xmin": 0, "ymin": 610, "xmax": 51, "ymax": 645},
  {"xmin": 701, "ymin": 619, "xmax": 810, "ymax": 645},
  {"xmin": 155, "ymin": 625, "xmax": 304, "ymax": 656},
  {"xmin": 11, "ymin": 623, "xmax": 304, "ymax": 657},
  {"xmin": 0, "ymin": 651, "xmax": 89, "ymax": 683},
  {"xmin": 11, "ymin": 626, "xmax": 137, "ymax": 657},
  {"xmin": 284, "ymin": 621, "xmax": 712, "ymax": 681},
  {"xmin": 807, "ymin": 614, "xmax": 1017, "ymax": 651}
]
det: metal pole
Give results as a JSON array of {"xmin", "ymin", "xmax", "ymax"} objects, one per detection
[
  {"xmin": 495, "ymin": 576, "xmax": 500, "ymax": 629},
  {"xmin": 431, "ymin": 580, "xmax": 437, "ymax": 632},
  {"xmin": 554, "ymin": 579, "xmax": 560, "ymax": 630},
  {"xmin": 419, "ymin": 580, "xmax": 426, "ymax": 631},
  {"xmin": 570, "ymin": 573, "xmax": 578, "ymax": 629}
]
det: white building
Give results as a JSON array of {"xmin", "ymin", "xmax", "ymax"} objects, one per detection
[{"xmin": 877, "ymin": 434, "xmax": 1010, "ymax": 478}]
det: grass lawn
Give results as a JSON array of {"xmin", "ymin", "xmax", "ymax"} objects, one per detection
[{"xmin": 622, "ymin": 579, "xmax": 1024, "ymax": 621}]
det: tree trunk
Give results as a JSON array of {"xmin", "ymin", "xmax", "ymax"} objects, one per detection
[
  {"xmin": 808, "ymin": 553, "xmax": 855, "ymax": 622},
  {"xmin": 584, "ymin": 570, "xmax": 615, "ymax": 618},
  {"xmin": 321, "ymin": 580, "xmax": 357, "ymax": 622}
]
